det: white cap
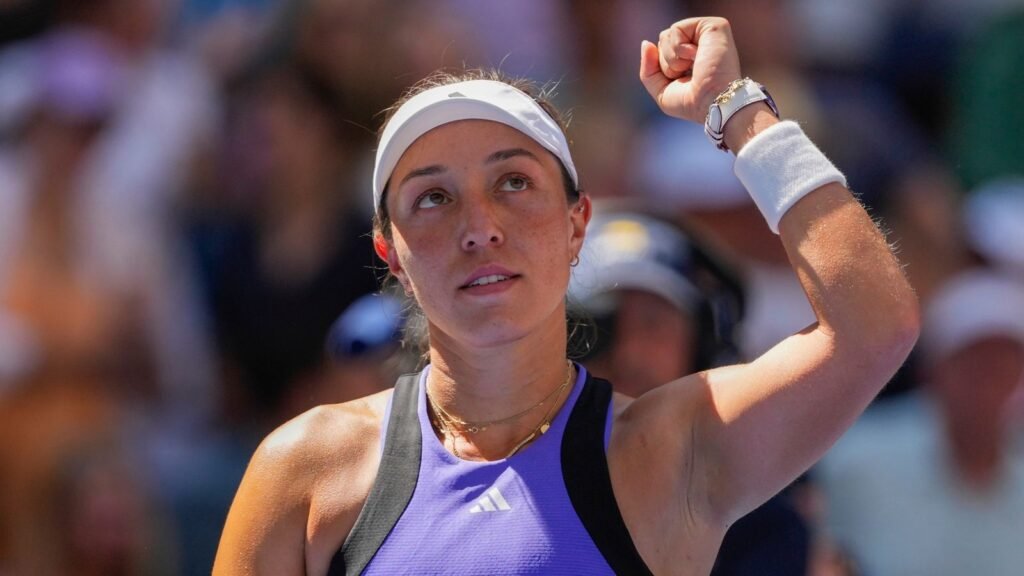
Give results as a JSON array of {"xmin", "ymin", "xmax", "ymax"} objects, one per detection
[
  {"xmin": 922, "ymin": 269, "xmax": 1024, "ymax": 360},
  {"xmin": 372, "ymin": 79, "xmax": 578, "ymax": 213},
  {"xmin": 569, "ymin": 211, "xmax": 701, "ymax": 315},
  {"xmin": 964, "ymin": 179, "xmax": 1024, "ymax": 276}
]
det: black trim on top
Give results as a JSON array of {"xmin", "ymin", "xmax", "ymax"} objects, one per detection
[
  {"xmin": 328, "ymin": 372, "xmax": 423, "ymax": 576},
  {"xmin": 562, "ymin": 374, "xmax": 654, "ymax": 575}
]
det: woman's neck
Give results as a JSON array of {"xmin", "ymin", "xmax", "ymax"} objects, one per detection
[{"xmin": 423, "ymin": 312, "xmax": 575, "ymax": 459}]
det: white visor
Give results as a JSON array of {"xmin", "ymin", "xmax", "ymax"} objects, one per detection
[
  {"xmin": 922, "ymin": 270, "xmax": 1024, "ymax": 360},
  {"xmin": 372, "ymin": 79, "xmax": 578, "ymax": 213}
]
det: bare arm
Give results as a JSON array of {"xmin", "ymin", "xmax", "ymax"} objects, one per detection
[
  {"xmin": 213, "ymin": 397, "xmax": 386, "ymax": 576},
  {"xmin": 636, "ymin": 17, "xmax": 920, "ymax": 525},
  {"xmin": 695, "ymin": 167, "xmax": 918, "ymax": 520},
  {"xmin": 213, "ymin": 419, "xmax": 314, "ymax": 576}
]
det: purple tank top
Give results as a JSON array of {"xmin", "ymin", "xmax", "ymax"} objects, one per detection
[{"xmin": 362, "ymin": 364, "xmax": 617, "ymax": 575}]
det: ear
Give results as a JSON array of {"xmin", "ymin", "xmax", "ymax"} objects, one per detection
[
  {"xmin": 568, "ymin": 195, "xmax": 592, "ymax": 259},
  {"xmin": 374, "ymin": 232, "xmax": 412, "ymax": 294}
]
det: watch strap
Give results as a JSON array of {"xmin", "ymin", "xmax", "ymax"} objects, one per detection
[{"xmin": 704, "ymin": 78, "xmax": 778, "ymax": 152}]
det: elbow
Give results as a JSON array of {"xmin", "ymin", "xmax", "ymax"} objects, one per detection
[
  {"xmin": 833, "ymin": 289, "xmax": 921, "ymax": 370},
  {"xmin": 865, "ymin": 293, "xmax": 922, "ymax": 369},
  {"xmin": 885, "ymin": 305, "xmax": 921, "ymax": 365},
  {"xmin": 901, "ymin": 294, "xmax": 922, "ymax": 341},
  {"xmin": 889, "ymin": 287, "xmax": 922, "ymax": 357}
]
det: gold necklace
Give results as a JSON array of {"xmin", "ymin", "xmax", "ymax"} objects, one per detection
[
  {"xmin": 501, "ymin": 373, "xmax": 570, "ymax": 459},
  {"xmin": 431, "ymin": 401, "xmax": 462, "ymax": 458},
  {"xmin": 428, "ymin": 361, "xmax": 575, "ymax": 459},
  {"xmin": 428, "ymin": 360, "xmax": 574, "ymax": 434}
]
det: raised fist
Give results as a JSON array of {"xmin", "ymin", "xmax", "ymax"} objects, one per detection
[{"xmin": 640, "ymin": 17, "xmax": 743, "ymax": 124}]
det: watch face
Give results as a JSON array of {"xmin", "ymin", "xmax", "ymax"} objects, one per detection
[{"xmin": 708, "ymin": 105, "xmax": 724, "ymax": 133}]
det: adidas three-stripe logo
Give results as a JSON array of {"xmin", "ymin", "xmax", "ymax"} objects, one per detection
[{"xmin": 469, "ymin": 487, "xmax": 511, "ymax": 513}]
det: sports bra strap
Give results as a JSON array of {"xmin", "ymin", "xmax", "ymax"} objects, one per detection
[
  {"xmin": 562, "ymin": 374, "xmax": 653, "ymax": 575},
  {"xmin": 328, "ymin": 372, "xmax": 421, "ymax": 576}
]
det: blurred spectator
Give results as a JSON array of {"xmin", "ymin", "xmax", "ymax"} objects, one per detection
[
  {"xmin": 569, "ymin": 205, "xmax": 810, "ymax": 576},
  {"xmin": 1, "ymin": 4, "xmax": 223, "ymax": 573},
  {"xmin": 556, "ymin": 0, "xmax": 670, "ymax": 201},
  {"xmin": 569, "ymin": 205, "xmax": 745, "ymax": 394},
  {"xmin": 283, "ymin": 292, "xmax": 404, "ymax": 416},
  {"xmin": 0, "ymin": 380, "xmax": 176, "ymax": 575},
  {"xmin": 277, "ymin": 0, "xmax": 474, "ymax": 166},
  {"xmin": 963, "ymin": 179, "xmax": 1024, "ymax": 277},
  {"xmin": 817, "ymin": 269, "xmax": 1024, "ymax": 576},
  {"xmin": 203, "ymin": 62, "xmax": 379, "ymax": 427},
  {"xmin": 874, "ymin": 164, "xmax": 971, "ymax": 307},
  {"xmin": 175, "ymin": 0, "xmax": 284, "ymax": 81},
  {"xmin": 0, "ymin": 27, "xmax": 153, "ymax": 397},
  {"xmin": 0, "ymin": 38, "xmax": 220, "ymax": 422}
]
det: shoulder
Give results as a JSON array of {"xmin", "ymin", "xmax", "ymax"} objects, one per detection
[
  {"xmin": 215, "ymin": 389, "xmax": 394, "ymax": 575},
  {"xmin": 258, "ymin": 389, "xmax": 392, "ymax": 475}
]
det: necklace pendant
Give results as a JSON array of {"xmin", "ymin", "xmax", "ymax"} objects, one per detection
[{"xmin": 539, "ymin": 422, "xmax": 550, "ymax": 435}]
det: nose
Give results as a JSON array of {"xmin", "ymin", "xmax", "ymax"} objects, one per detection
[{"xmin": 460, "ymin": 197, "xmax": 505, "ymax": 251}]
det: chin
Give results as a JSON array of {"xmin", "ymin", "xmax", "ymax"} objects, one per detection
[
  {"xmin": 429, "ymin": 307, "xmax": 557, "ymax": 351},
  {"xmin": 458, "ymin": 318, "xmax": 537, "ymax": 349},
  {"xmin": 422, "ymin": 285, "xmax": 568, "ymax": 350}
]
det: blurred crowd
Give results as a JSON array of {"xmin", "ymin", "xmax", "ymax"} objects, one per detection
[{"xmin": 0, "ymin": 0, "xmax": 1022, "ymax": 574}]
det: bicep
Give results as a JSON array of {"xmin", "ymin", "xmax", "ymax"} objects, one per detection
[
  {"xmin": 689, "ymin": 323, "xmax": 900, "ymax": 524},
  {"xmin": 213, "ymin": 443, "xmax": 309, "ymax": 576}
]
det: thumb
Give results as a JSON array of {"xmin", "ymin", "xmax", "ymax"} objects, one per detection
[{"xmin": 639, "ymin": 40, "xmax": 670, "ymax": 102}]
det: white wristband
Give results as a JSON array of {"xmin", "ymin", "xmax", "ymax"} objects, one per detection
[{"xmin": 733, "ymin": 121, "xmax": 846, "ymax": 234}]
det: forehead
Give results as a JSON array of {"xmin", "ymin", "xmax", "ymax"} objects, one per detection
[{"xmin": 391, "ymin": 119, "xmax": 560, "ymax": 176}]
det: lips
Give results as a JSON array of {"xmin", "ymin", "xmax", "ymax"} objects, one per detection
[
  {"xmin": 460, "ymin": 266, "xmax": 520, "ymax": 290},
  {"xmin": 467, "ymin": 274, "xmax": 512, "ymax": 288}
]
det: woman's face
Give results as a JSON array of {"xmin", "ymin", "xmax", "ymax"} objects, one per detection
[{"xmin": 382, "ymin": 119, "xmax": 589, "ymax": 349}]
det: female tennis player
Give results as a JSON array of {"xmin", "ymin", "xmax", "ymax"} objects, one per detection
[{"xmin": 214, "ymin": 16, "xmax": 919, "ymax": 575}]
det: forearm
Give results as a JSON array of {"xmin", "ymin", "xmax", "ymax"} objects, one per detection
[
  {"xmin": 726, "ymin": 109, "xmax": 919, "ymax": 353},
  {"xmin": 777, "ymin": 182, "xmax": 919, "ymax": 352}
]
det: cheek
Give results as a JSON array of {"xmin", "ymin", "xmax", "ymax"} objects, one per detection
[
  {"xmin": 391, "ymin": 229, "xmax": 454, "ymax": 311},
  {"xmin": 519, "ymin": 204, "xmax": 574, "ymax": 260}
]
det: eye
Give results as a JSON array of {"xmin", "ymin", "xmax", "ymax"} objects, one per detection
[
  {"xmin": 500, "ymin": 175, "xmax": 531, "ymax": 192},
  {"xmin": 416, "ymin": 190, "xmax": 451, "ymax": 209}
]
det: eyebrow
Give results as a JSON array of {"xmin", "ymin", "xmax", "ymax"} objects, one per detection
[
  {"xmin": 398, "ymin": 165, "xmax": 446, "ymax": 188},
  {"xmin": 397, "ymin": 148, "xmax": 542, "ymax": 189},
  {"xmin": 486, "ymin": 147, "xmax": 541, "ymax": 164}
]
